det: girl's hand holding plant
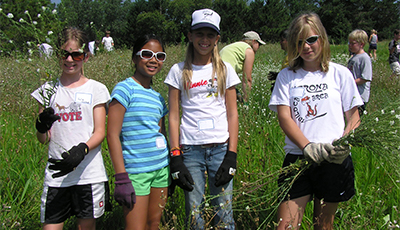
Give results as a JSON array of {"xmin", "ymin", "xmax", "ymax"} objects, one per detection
[
  {"xmin": 113, "ymin": 172, "xmax": 136, "ymax": 209},
  {"xmin": 48, "ymin": 143, "xmax": 88, "ymax": 178},
  {"xmin": 35, "ymin": 107, "xmax": 60, "ymax": 133}
]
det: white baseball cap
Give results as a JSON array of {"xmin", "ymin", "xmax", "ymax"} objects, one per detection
[
  {"xmin": 243, "ymin": 31, "xmax": 266, "ymax": 45},
  {"xmin": 191, "ymin": 9, "xmax": 221, "ymax": 34}
]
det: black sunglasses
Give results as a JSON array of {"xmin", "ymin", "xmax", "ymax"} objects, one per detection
[
  {"xmin": 298, "ymin": 35, "xmax": 319, "ymax": 47},
  {"xmin": 135, "ymin": 49, "xmax": 166, "ymax": 62},
  {"xmin": 61, "ymin": 50, "xmax": 86, "ymax": 61}
]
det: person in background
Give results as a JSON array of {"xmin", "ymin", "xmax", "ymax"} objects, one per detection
[
  {"xmin": 388, "ymin": 29, "xmax": 400, "ymax": 79},
  {"xmin": 107, "ymin": 34, "xmax": 169, "ymax": 230},
  {"xmin": 102, "ymin": 30, "xmax": 114, "ymax": 52},
  {"xmin": 165, "ymin": 8, "xmax": 240, "ymax": 229},
  {"xmin": 348, "ymin": 29, "xmax": 373, "ymax": 116},
  {"xmin": 88, "ymin": 40, "xmax": 100, "ymax": 56},
  {"xmin": 269, "ymin": 12, "xmax": 362, "ymax": 230},
  {"xmin": 268, "ymin": 29, "xmax": 289, "ymax": 92},
  {"xmin": 220, "ymin": 30, "xmax": 265, "ymax": 102},
  {"xmin": 368, "ymin": 29, "xmax": 378, "ymax": 61},
  {"xmin": 32, "ymin": 27, "xmax": 111, "ymax": 230}
]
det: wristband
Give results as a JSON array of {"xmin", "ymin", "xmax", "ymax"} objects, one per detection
[{"xmin": 170, "ymin": 149, "xmax": 181, "ymax": 157}]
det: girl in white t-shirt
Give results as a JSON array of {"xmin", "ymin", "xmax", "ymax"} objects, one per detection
[
  {"xmin": 164, "ymin": 9, "xmax": 240, "ymax": 229},
  {"xmin": 268, "ymin": 13, "xmax": 363, "ymax": 229},
  {"xmin": 32, "ymin": 27, "xmax": 110, "ymax": 229}
]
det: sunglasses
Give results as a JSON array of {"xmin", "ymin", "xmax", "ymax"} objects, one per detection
[
  {"xmin": 135, "ymin": 49, "xmax": 167, "ymax": 62},
  {"xmin": 298, "ymin": 35, "xmax": 319, "ymax": 47},
  {"xmin": 61, "ymin": 50, "xmax": 86, "ymax": 61}
]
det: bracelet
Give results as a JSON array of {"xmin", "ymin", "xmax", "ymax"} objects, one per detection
[
  {"xmin": 170, "ymin": 149, "xmax": 181, "ymax": 157},
  {"xmin": 170, "ymin": 146, "xmax": 181, "ymax": 151}
]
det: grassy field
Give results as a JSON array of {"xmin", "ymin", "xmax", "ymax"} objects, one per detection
[{"xmin": 1, "ymin": 41, "xmax": 400, "ymax": 229}]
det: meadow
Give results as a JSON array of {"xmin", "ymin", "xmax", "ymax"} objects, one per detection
[{"xmin": 1, "ymin": 41, "xmax": 400, "ymax": 229}]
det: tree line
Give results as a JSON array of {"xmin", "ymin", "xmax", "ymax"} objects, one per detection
[{"xmin": 1, "ymin": 0, "xmax": 400, "ymax": 55}]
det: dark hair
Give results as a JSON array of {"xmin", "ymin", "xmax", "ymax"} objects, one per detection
[
  {"xmin": 132, "ymin": 34, "xmax": 165, "ymax": 60},
  {"xmin": 394, "ymin": 29, "xmax": 400, "ymax": 35},
  {"xmin": 280, "ymin": 29, "xmax": 289, "ymax": 40},
  {"xmin": 57, "ymin": 27, "xmax": 89, "ymax": 53}
]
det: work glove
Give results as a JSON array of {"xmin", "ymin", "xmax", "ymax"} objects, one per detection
[
  {"xmin": 170, "ymin": 154, "xmax": 194, "ymax": 191},
  {"xmin": 48, "ymin": 142, "xmax": 88, "ymax": 178},
  {"xmin": 168, "ymin": 180, "xmax": 177, "ymax": 198},
  {"xmin": 214, "ymin": 150, "xmax": 237, "ymax": 187},
  {"xmin": 302, "ymin": 142, "xmax": 333, "ymax": 164},
  {"xmin": 327, "ymin": 145, "xmax": 351, "ymax": 164},
  {"xmin": 114, "ymin": 172, "xmax": 136, "ymax": 209},
  {"xmin": 268, "ymin": 71, "xmax": 278, "ymax": 92},
  {"xmin": 36, "ymin": 107, "xmax": 61, "ymax": 133}
]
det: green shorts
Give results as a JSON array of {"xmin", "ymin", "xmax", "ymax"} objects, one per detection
[{"xmin": 128, "ymin": 166, "xmax": 170, "ymax": 196}]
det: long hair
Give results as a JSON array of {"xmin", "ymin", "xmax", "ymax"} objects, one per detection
[
  {"xmin": 182, "ymin": 37, "xmax": 226, "ymax": 97},
  {"xmin": 58, "ymin": 27, "xmax": 89, "ymax": 74},
  {"xmin": 287, "ymin": 12, "xmax": 330, "ymax": 72}
]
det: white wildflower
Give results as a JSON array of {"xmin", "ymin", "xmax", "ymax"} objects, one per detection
[
  {"xmin": 205, "ymin": 203, "xmax": 209, "ymax": 207},
  {"xmin": 7, "ymin": 13, "xmax": 14, "ymax": 18},
  {"xmin": 90, "ymin": 21, "xmax": 93, "ymax": 25},
  {"xmin": 392, "ymin": 110, "xmax": 396, "ymax": 114},
  {"xmin": 26, "ymin": 41, "xmax": 31, "ymax": 46},
  {"xmin": 16, "ymin": 59, "xmax": 20, "ymax": 63},
  {"xmin": 48, "ymin": 31, "xmax": 53, "ymax": 35},
  {"xmin": 28, "ymin": 58, "xmax": 32, "ymax": 62},
  {"xmin": 52, "ymin": 9, "xmax": 57, "ymax": 14},
  {"xmin": 42, "ymin": 6, "xmax": 47, "ymax": 11},
  {"xmin": 363, "ymin": 110, "xmax": 368, "ymax": 115},
  {"xmin": 28, "ymin": 49, "xmax": 33, "ymax": 55},
  {"xmin": 19, "ymin": 18, "xmax": 24, "ymax": 23},
  {"xmin": 0, "ymin": 8, "xmax": 2, "ymax": 13},
  {"xmin": 371, "ymin": 129, "xmax": 376, "ymax": 134},
  {"xmin": 245, "ymin": 206, "xmax": 250, "ymax": 210},
  {"xmin": 36, "ymin": 68, "xmax": 40, "ymax": 73},
  {"xmin": 32, "ymin": 21, "xmax": 37, "ymax": 25},
  {"xmin": 381, "ymin": 109, "xmax": 385, "ymax": 114},
  {"xmin": 37, "ymin": 13, "xmax": 41, "ymax": 18},
  {"xmin": 375, "ymin": 117, "xmax": 379, "ymax": 122},
  {"xmin": 8, "ymin": 40, "xmax": 13, "ymax": 43},
  {"xmin": 24, "ymin": 10, "xmax": 28, "ymax": 14},
  {"xmin": 390, "ymin": 121, "xmax": 395, "ymax": 126}
]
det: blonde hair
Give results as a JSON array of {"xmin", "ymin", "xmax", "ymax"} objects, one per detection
[
  {"xmin": 287, "ymin": 12, "xmax": 330, "ymax": 72},
  {"xmin": 58, "ymin": 27, "xmax": 89, "ymax": 74},
  {"xmin": 182, "ymin": 41, "xmax": 227, "ymax": 97},
  {"xmin": 371, "ymin": 29, "xmax": 377, "ymax": 34},
  {"xmin": 349, "ymin": 29, "xmax": 368, "ymax": 45}
]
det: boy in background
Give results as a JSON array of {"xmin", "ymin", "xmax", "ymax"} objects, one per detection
[
  {"xmin": 347, "ymin": 29, "xmax": 372, "ymax": 115},
  {"xmin": 388, "ymin": 29, "xmax": 400, "ymax": 79}
]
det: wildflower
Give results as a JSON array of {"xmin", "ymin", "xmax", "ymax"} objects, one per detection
[
  {"xmin": 371, "ymin": 129, "xmax": 376, "ymax": 134},
  {"xmin": 28, "ymin": 49, "xmax": 33, "ymax": 55},
  {"xmin": 381, "ymin": 109, "xmax": 385, "ymax": 114},
  {"xmin": 42, "ymin": 6, "xmax": 47, "ymax": 11},
  {"xmin": 245, "ymin": 206, "xmax": 250, "ymax": 210},
  {"xmin": 52, "ymin": 9, "xmax": 57, "ymax": 14},
  {"xmin": 32, "ymin": 21, "xmax": 37, "ymax": 25},
  {"xmin": 9, "ymin": 40, "xmax": 13, "ymax": 43},
  {"xmin": 392, "ymin": 110, "xmax": 396, "ymax": 114},
  {"xmin": 396, "ymin": 114, "xmax": 400, "ymax": 120},
  {"xmin": 27, "ymin": 41, "xmax": 31, "ymax": 46},
  {"xmin": 219, "ymin": 203, "xmax": 224, "ymax": 207},
  {"xmin": 7, "ymin": 13, "xmax": 14, "ymax": 18},
  {"xmin": 24, "ymin": 10, "xmax": 28, "ymax": 14},
  {"xmin": 90, "ymin": 21, "xmax": 94, "ymax": 25},
  {"xmin": 48, "ymin": 31, "xmax": 53, "ymax": 35},
  {"xmin": 37, "ymin": 13, "xmax": 41, "ymax": 18},
  {"xmin": 0, "ymin": 8, "xmax": 2, "ymax": 13},
  {"xmin": 28, "ymin": 58, "xmax": 32, "ymax": 62},
  {"xmin": 375, "ymin": 117, "xmax": 379, "ymax": 122},
  {"xmin": 390, "ymin": 121, "xmax": 395, "ymax": 126},
  {"xmin": 205, "ymin": 203, "xmax": 209, "ymax": 207},
  {"xmin": 36, "ymin": 68, "xmax": 40, "ymax": 73},
  {"xmin": 19, "ymin": 18, "xmax": 25, "ymax": 23}
]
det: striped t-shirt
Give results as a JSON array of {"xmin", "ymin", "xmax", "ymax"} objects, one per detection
[{"xmin": 111, "ymin": 77, "xmax": 168, "ymax": 174}]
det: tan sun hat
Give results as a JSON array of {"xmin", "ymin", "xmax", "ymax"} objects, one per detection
[{"xmin": 243, "ymin": 31, "xmax": 266, "ymax": 45}]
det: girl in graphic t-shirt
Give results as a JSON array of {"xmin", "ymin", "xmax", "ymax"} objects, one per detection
[
  {"xmin": 164, "ymin": 9, "xmax": 240, "ymax": 230},
  {"xmin": 268, "ymin": 12, "xmax": 363, "ymax": 230},
  {"xmin": 107, "ymin": 34, "xmax": 169, "ymax": 229}
]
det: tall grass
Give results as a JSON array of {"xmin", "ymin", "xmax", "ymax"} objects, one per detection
[{"xmin": 1, "ymin": 41, "xmax": 399, "ymax": 229}]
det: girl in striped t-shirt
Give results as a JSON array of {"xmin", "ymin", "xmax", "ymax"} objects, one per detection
[{"xmin": 107, "ymin": 34, "xmax": 169, "ymax": 229}]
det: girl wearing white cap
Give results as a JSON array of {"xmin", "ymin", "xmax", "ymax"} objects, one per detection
[{"xmin": 165, "ymin": 8, "xmax": 240, "ymax": 230}]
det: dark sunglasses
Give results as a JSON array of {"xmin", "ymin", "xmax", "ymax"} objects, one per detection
[
  {"xmin": 298, "ymin": 35, "xmax": 319, "ymax": 47},
  {"xmin": 61, "ymin": 50, "xmax": 86, "ymax": 61},
  {"xmin": 135, "ymin": 49, "xmax": 166, "ymax": 62}
]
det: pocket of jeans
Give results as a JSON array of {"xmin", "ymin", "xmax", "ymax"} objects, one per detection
[{"xmin": 181, "ymin": 145, "xmax": 192, "ymax": 153}]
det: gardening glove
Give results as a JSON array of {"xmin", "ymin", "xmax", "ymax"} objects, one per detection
[
  {"xmin": 170, "ymin": 154, "xmax": 194, "ymax": 191},
  {"xmin": 302, "ymin": 142, "xmax": 333, "ymax": 164},
  {"xmin": 48, "ymin": 142, "xmax": 88, "ymax": 178},
  {"xmin": 114, "ymin": 172, "xmax": 136, "ymax": 209},
  {"xmin": 215, "ymin": 150, "xmax": 237, "ymax": 187},
  {"xmin": 267, "ymin": 71, "xmax": 278, "ymax": 81},
  {"xmin": 35, "ymin": 107, "xmax": 61, "ymax": 133},
  {"xmin": 168, "ymin": 180, "xmax": 177, "ymax": 198},
  {"xmin": 327, "ymin": 145, "xmax": 351, "ymax": 164}
]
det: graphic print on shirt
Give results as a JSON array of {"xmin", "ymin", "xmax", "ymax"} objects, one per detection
[
  {"xmin": 53, "ymin": 92, "xmax": 91, "ymax": 122},
  {"xmin": 291, "ymin": 84, "xmax": 328, "ymax": 123},
  {"xmin": 206, "ymin": 77, "xmax": 218, "ymax": 98}
]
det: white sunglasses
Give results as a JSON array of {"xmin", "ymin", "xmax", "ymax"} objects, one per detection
[{"xmin": 135, "ymin": 49, "xmax": 167, "ymax": 62}]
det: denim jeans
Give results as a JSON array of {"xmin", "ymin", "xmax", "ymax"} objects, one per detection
[{"xmin": 181, "ymin": 143, "xmax": 235, "ymax": 230}]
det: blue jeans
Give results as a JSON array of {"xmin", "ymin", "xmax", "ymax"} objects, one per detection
[{"xmin": 181, "ymin": 143, "xmax": 235, "ymax": 230}]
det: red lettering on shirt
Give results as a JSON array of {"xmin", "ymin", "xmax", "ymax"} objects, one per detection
[
  {"xmin": 190, "ymin": 80, "xmax": 208, "ymax": 89},
  {"xmin": 56, "ymin": 111, "xmax": 83, "ymax": 122}
]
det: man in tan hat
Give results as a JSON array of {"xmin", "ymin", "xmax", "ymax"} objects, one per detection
[
  {"xmin": 101, "ymin": 30, "xmax": 114, "ymax": 51},
  {"xmin": 220, "ymin": 31, "xmax": 265, "ymax": 102}
]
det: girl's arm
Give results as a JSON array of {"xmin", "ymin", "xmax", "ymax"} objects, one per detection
[
  {"xmin": 343, "ymin": 106, "xmax": 360, "ymax": 136},
  {"xmin": 168, "ymin": 86, "xmax": 181, "ymax": 149},
  {"xmin": 86, "ymin": 103, "xmax": 107, "ymax": 151},
  {"xmin": 107, "ymin": 100, "xmax": 127, "ymax": 173},
  {"xmin": 277, "ymin": 105, "xmax": 309, "ymax": 149},
  {"xmin": 36, "ymin": 104, "xmax": 50, "ymax": 144},
  {"xmin": 242, "ymin": 48, "xmax": 255, "ymax": 100},
  {"xmin": 225, "ymin": 86, "xmax": 238, "ymax": 152}
]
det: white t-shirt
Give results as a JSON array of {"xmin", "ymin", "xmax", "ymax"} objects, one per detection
[
  {"xmin": 164, "ymin": 62, "xmax": 240, "ymax": 145},
  {"xmin": 88, "ymin": 41, "xmax": 95, "ymax": 55},
  {"xmin": 102, "ymin": 36, "xmax": 114, "ymax": 51},
  {"xmin": 31, "ymin": 79, "xmax": 110, "ymax": 187},
  {"xmin": 269, "ymin": 62, "xmax": 363, "ymax": 155}
]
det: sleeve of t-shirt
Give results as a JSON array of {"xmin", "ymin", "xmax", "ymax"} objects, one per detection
[
  {"xmin": 224, "ymin": 62, "xmax": 241, "ymax": 89},
  {"xmin": 268, "ymin": 68, "xmax": 291, "ymax": 112},
  {"xmin": 164, "ymin": 63, "xmax": 182, "ymax": 90},
  {"xmin": 110, "ymin": 80, "xmax": 132, "ymax": 110},
  {"xmin": 92, "ymin": 81, "xmax": 111, "ymax": 107}
]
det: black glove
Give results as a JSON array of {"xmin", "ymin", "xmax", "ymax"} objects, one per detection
[
  {"xmin": 170, "ymin": 154, "xmax": 194, "ymax": 191},
  {"xmin": 168, "ymin": 179, "xmax": 177, "ymax": 198},
  {"xmin": 48, "ymin": 143, "xmax": 89, "ymax": 178},
  {"xmin": 214, "ymin": 150, "xmax": 237, "ymax": 187},
  {"xmin": 36, "ymin": 107, "xmax": 61, "ymax": 133},
  {"xmin": 267, "ymin": 71, "xmax": 278, "ymax": 81}
]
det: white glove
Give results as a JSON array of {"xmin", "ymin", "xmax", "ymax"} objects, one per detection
[
  {"xmin": 327, "ymin": 145, "xmax": 351, "ymax": 164},
  {"xmin": 302, "ymin": 142, "xmax": 334, "ymax": 164}
]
